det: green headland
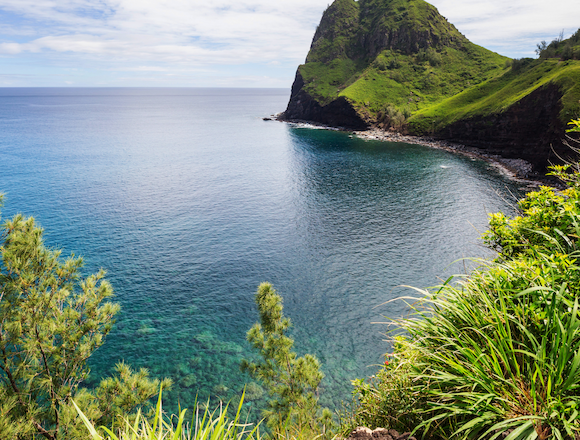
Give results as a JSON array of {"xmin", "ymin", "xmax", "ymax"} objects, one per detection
[{"xmin": 282, "ymin": 0, "xmax": 580, "ymax": 174}]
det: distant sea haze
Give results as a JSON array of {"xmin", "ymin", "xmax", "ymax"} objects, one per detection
[{"xmin": 0, "ymin": 87, "xmax": 523, "ymax": 412}]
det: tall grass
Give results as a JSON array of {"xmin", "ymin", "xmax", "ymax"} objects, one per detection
[
  {"xmin": 347, "ymin": 251, "xmax": 580, "ymax": 439},
  {"xmin": 397, "ymin": 250, "xmax": 580, "ymax": 440},
  {"xmin": 74, "ymin": 389, "xmax": 261, "ymax": 440},
  {"xmin": 347, "ymin": 160, "xmax": 580, "ymax": 439}
]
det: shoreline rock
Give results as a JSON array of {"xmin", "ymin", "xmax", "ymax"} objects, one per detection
[
  {"xmin": 271, "ymin": 116, "xmax": 558, "ymax": 188},
  {"xmin": 352, "ymin": 128, "xmax": 546, "ymax": 187}
]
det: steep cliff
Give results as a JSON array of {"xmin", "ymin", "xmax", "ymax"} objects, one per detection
[
  {"xmin": 280, "ymin": 0, "xmax": 507, "ymax": 128},
  {"xmin": 408, "ymin": 58, "xmax": 580, "ymax": 172}
]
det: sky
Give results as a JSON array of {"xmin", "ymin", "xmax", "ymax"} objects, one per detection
[{"xmin": 0, "ymin": 0, "xmax": 577, "ymax": 88}]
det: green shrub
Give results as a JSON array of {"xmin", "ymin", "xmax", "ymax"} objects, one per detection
[
  {"xmin": 377, "ymin": 104, "xmax": 407, "ymax": 130},
  {"xmin": 484, "ymin": 182, "xmax": 580, "ymax": 258},
  {"xmin": 536, "ymin": 30, "xmax": 580, "ymax": 61},
  {"xmin": 346, "ymin": 123, "xmax": 580, "ymax": 439},
  {"xmin": 342, "ymin": 340, "xmax": 423, "ymax": 434},
  {"xmin": 416, "ymin": 48, "xmax": 442, "ymax": 67},
  {"xmin": 510, "ymin": 58, "xmax": 535, "ymax": 72}
]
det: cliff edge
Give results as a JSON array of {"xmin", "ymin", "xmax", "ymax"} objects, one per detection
[
  {"xmin": 281, "ymin": 0, "xmax": 580, "ymax": 174},
  {"xmin": 280, "ymin": 0, "xmax": 506, "ymax": 129}
]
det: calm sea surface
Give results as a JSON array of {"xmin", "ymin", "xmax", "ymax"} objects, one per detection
[{"xmin": 0, "ymin": 88, "xmax": 523, "ymax": 414}]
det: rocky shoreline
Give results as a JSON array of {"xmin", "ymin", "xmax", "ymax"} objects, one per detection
[
  {"xmin": 352, "ymin": 129, "xmax": 546, "ymax": 188},
  {"xmin": 268, "ymin": 116, "xmax": 556, "ymax": 188}
]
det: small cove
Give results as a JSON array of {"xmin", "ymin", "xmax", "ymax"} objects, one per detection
[{"xmin": 0, "ymin": 87, "xmax": 524, "ymax": 414}]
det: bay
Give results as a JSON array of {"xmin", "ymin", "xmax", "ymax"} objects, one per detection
[{"xmin": 0, "ymin": 87, "xmax": 522, "ymax": 413}]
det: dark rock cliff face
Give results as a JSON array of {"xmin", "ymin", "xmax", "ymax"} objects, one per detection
[
  {"xmin": 359, "ymin": 25, "xmax": 452, "ymax": 58},
  {"xmin": 281, "ymin": 71, "xmax": 369, "ymax": 129},
  {"xmin": 434, "ymin": 84, "xmax": 572, "ymax": 174}
]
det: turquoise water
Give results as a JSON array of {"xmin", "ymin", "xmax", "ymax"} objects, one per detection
[{"xmin": 0, "ymin": 88, "xmax": 523, "ymax": 414}]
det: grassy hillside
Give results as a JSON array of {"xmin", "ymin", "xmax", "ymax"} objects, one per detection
[
  {"xmin": 408, "ymin": 58, "xmax": 580, "ymax": 134},
  {"xmin": 339, "ymin": 44, "xmax": 506, "ymax": 121},
  {"xmin": 292, "ymin": 0, "xmax": 507, "ymax": 126}
]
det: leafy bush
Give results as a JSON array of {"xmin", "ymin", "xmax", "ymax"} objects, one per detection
[
  {"xmin": 536, "ymin": 30, "xmax": 580, "ymax": 60},
  {"xmin": 510, "ymin": 58, "xmax": 535, "ymax": 73},
  {"xmin": 416, "ymin": 48, "xmax": 442, "ymax": 67},
  {"xmin": 346, "ymin": 122, "xmax": 580, "ymax": 439},
  {"xmin": 484, "ymin": 183, "xmax": 580, "ymax": 258},
  {"xmin": 377, "ymin": 105, "xmax": 407, "ymax": 130},
  {"xmin": 342, "ymin": 340, "xmax": 423, "ymax": 434},
  {"xmin": 373, "ymin": 56, "xmax": 389, "ymax": 71}
]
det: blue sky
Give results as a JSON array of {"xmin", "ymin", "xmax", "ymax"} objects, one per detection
[{"xmin": 0, "ymin": 0, "xmax": 577, "ymax": 88}]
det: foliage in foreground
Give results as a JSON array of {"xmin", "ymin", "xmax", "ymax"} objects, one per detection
[
  {"xmin": 0, "ymin": 202, "xmax": 170, "ymax": 439},
  {"xmin": 346, "ymin": 125, "xmax": 580, "ymax": 439},
  {"xmin": 241, "ymin": 282, "xmax": 333, "ymax": 439},
  {"xmin": 75, "ymin": 388, "xmax": 261, "ymax": 440}
]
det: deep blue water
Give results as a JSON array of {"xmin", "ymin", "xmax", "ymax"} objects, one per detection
[{"xmin": 0, "ymin": 87, "xmax": 523, "ymax": 414}]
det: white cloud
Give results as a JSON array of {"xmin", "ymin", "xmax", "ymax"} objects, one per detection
[
  {"xmin": 0, "ymin": 42, "xmax": 23, "ymax": 54},
  {"xmin": 0, "ymin": 0, "xmax": 329, "ymax": 66},
  {"xmin": 429, "ymin": 0, "xmax": 579, "ymax": 56},
  {"xmin": 0, "ymin": 0, "xmax": 577, "ymax": 86}
]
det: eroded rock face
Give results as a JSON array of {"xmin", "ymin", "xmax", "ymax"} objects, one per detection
[
  {"xmin": 433, "ymin": 83, "xmax": 573, "ymax": 174},
  {"xmin": 280, "ymin": 71, "xmax": 369, "ymax": 129}
]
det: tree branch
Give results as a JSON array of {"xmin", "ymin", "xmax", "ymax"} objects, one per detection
[{"xmin": 36, "ymin": 324, "xmax": 59, "ymax": 439}]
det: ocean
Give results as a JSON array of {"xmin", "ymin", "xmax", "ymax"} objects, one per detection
[{"xmin": 0, "ymin": 87, "xmax": 523, "ymax": 414}]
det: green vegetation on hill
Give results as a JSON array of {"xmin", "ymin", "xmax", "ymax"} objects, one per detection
[
  {"xmin": 340, "ymin": 44, "xmax": 506, "ymax": 124},
  {"xmin": 289, "ymin": 0, "xmax": 580, "ymax": 141},
  {"xmin": 408, "ymin": 58, "xmax": 580, "ymax": 134},
  {"xmin": 294, "ymin": 0, "xmax": 507, "ymax": 127}
]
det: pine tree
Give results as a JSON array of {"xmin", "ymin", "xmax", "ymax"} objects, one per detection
[
  {"xmin": 241, "ymin": 282, "xmax": 333, "ymax": 437},
  {"xmin": 0, "ymin": 200, "xmax": 170, "ymax": 439}
]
